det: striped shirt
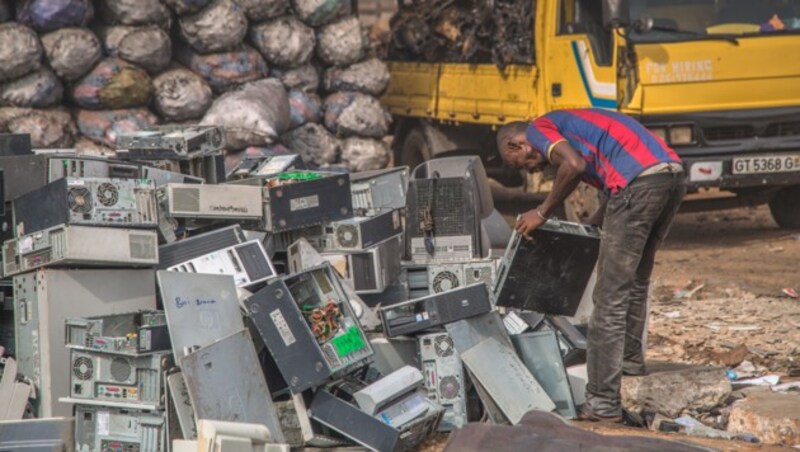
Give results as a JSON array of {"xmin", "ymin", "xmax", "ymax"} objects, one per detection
[{"xmin": 526, "ymin": 109, "xmax": 681, "ymax": 194}]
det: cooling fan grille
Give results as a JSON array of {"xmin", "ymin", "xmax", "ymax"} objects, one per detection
[
  {"xmin": 432, "ymin": 270, "xmax": 460, "ymax": 293},
  {"xmin": 439, "ymin": 376, "xmax": 461, "ymax": 399},
  {"xmin": 96, "ymin": 182, "xmax": 119, "ymax": 207},
  {"xmin": 335, "ymin": 224, "xmax": 360, "ymax": 248},
  {"xmin": 73, "ymin": 356, "xmax": 93, "ymax": 381},
  {"xmin": 434, "ymin": 334, "xmax": 455, "ymax": 357},
  {"xmin": 110, "ymin": 357, "xmax": 132, "ymax": 382},
  {"xmin": 68, "ymin": 187, "xmax": 92, "ymax": 214}
]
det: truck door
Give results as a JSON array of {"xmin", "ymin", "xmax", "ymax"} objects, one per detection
[{"xmin": 544, "ymin": 0, "xmax": 618, "ymax": 110}]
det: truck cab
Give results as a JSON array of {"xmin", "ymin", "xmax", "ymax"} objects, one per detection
[{"xmin": 383, "ymin": 0, "xmax": 800, "ymax": 227}]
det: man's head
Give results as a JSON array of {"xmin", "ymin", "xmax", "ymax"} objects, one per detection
[{"xmin": 496, "ymin": 121, "xmax": 548, "ymax": 172}]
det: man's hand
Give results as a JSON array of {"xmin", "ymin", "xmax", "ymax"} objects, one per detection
[{"xmin": 516, "ymin": 209, "xmax": 546, "ymax": 240}]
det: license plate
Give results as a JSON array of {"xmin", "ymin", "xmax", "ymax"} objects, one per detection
[{"xmin": 732, "ymin": 154, "xmax": 800, "ymax": 175}]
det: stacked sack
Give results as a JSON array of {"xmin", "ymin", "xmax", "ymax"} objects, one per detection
[{"xmin": 0, "ymin": 0, "xmax": 392, "ymax": 171}]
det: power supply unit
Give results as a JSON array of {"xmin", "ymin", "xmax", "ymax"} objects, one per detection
[
  {"xmin": 244, "ymin": 264, "xmax": 374, "ymax": 393},
  {"xmin": 2, "ymin": 225, "xmax": 158, "ymax": 277},
  {"xmin": 65, "ymin": 349, "xmax": 173, "ymax": 410},
  {"xmin": 229, "ymin": 171, "xmax": 353, "ymax": 232},
  {"xmin": 157, "ymin": 224, "xmax": 247, "ymax": 270},
  {"xmin": 13, "ymin": 269, "xmax": 156, "ymax": 417},
  {"xmin": 418, "ymin": 332, "xmax": 468, "ymax": 431},
  {"xmin": 116, "ymin": 125, "xmax": 225, "ymax": 160},
  {"xmin": 74, "ymin": 404, "xmax": 166, "ymax": 452},
  {"xmin": 511, "ymin": 330, "xmax": 577, "ymax": 419},
  {"xmin": 162, "ymin": 183, "xmax": 264, "ymax": 221},
  {"xmin": 166, "ymin": 239, "xmax": 276, "ymax": 289},
  {"xmin": 12, "ymin": 177, "xmax": 158, "ymax": 236},
  {"xmin": 426, "ymin": 259, "xmax": 497, "ymax": 294},
  {"xmin": 179, "ymin": 329, "xmax": 286, "ymax": 443},
  {"xmin": 379, "ymin": 282, "xmax": 494, "ymax": 338},
  {"xmin": 317, "ymin": 236, "xmax": 403, "ymax": 294},
  {"xmin": 66, "ymin": 311, "xmax": 170, "ymax": 356},
  {"xmin": 494, "ymin": 219, "xmax": 600, "ymax": 316},
  {"xmin": 350, "ymin": 166, "xmax": 409, "ymax": 216},
  {"xmin": 157, "ymin": 271, "xmax": 244, "ymax": 360},
  {"xmin": 165, "ymin": 369, "xmax": 197, "ymax": 441}
]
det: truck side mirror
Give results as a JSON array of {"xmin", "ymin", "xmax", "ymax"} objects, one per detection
[{"xmin": 603, "ymin": 0, "xmax": 631, "ymax": 28}]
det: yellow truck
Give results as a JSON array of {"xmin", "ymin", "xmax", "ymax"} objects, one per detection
[{"xmin": 383, "ymin": 0, "xmax": 800, "ymax": 228}]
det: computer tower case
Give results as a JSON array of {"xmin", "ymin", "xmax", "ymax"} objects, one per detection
[
  {"xmin": 243, "ymin": 264, "xmax": 374, "ymax": 393},
  {"xmin": 405, "ymin": 157, "xmax": 494, "ymax": 262},
  {"xmin": 157, "ymin": 224, "xmax": 247, "ymax": 270},
  {"xmin": 12, "ymin": 177, "xmax": 158, "ymax": 236},
  {"xmin": 286, "ymin": 209, "xmax": 403, "ymax": 253},
  {"xmin": 350, "ymin": 166, "xmax": 409, "ymax": 216},
  {"xmin": 166, "ymin": 239, "xmax": 276, "ymax": 289},
  {"xmin": 229, "ymin": 171, "xmax": 353, "ymax": 232},
  {"xmin": 74, "ymin": 404, "xmax": 166, "ymax": 452},
  {"xmin": 116, "ymin": 125, "xmax": 225, "ymax": 160},
  {"xmin": 494, "ymin": 219, "xmax": 600, "ymax": 316},
  {"xmin": 13, "ymin": 269, "xmax": 156, "ymax": 417},
  {"xmin": 511, "ymin": 330, "xmax": 577, "ymax": 419},
  {"xmin": 3, "ymin": 225, "xmax": 158, "ymax": 277},
  {"xmin": 418, "ymin": 332, "xmax": 468, "ymax": 431},
  {"xmin": 379, "ymin": 282, "xmax": 494, "ymax": 338},
  {"xmin": 163, "ymin": 183, "xmax": 263, "ymax": 221},
  {"xmin": 426, "ymin": 259, "xmax": 497, "ymax": 294},
  {"xmin": 318, "ymin": 236, "xmax": 403, "ymax": 294}
]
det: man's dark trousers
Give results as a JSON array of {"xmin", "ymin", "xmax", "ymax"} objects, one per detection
[{"xmin": 585, "ymin": 171, "xmax": 687, "ymax": 417}]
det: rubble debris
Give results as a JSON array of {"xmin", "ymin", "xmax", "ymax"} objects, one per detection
[
  {"xmin": 0, "ymin": 23, "xmax": 43, "ymax": 82},
  {"xmin": 97, "ymin": 25, "xmax": 172, "ymax": 74},
  {"xmin": 174, "ymin": 43, "xmax": 269, "ymax": 94},
  {"xmin": 152, "ymin": 66, "xmax": 213, "ymax": 121},
  {"xmin": 621, "ymin": 366, "xmax": 732, "ymax": 418},
  {"xmin": 728, "ymin": 392, "xmax": 800, "ymax": 445},
  {"xmin": 249, "ymin": 16, "xmax": 316, "ymax": 68},
  {"xmin": 389, "ymin": 0, "xmax": 534, "ymax": 69},
  {"xmin": 0, "ymin": 107, "xmax": 77, "ymax": 148},
  {"xmin": 287, "ymin": 89, "xmax": 322, "ymax": 130},
  {"xmin": 340, "ymin": 137, "xmax": 391, "ymax": 172},
  {"xmin": 281, "ymin": 122, "xmax": 341, "ymax": 166},
  {"xmin": 323, "ymin": 58, "xmax": 391, "ymax": 96},
  {"xmin": 71, "ymin": 57, "xmax": 153, "ymax": 110},
  {"xmin": 323, "ymin": 91, "xmax": 391, "ymax": 138},
  {"xmin": 273, "ymin": 64, "xmax": 320, "ymax": 93},
  {"xmin": 0, "ymin": 68, "xmax": 64, "ymax": 108},
  {"xmin": 316, "ymin": 16, "xmax": 367, "ymax": 67},
  {"xmin": 178, "ymin": 0, "xmax": 248, "ymax": 54},
  {"xmin": 40, "ymin": 27, "xmax": 103, "ymax": 81}
]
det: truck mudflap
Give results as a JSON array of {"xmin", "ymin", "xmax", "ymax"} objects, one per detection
[{"xmin": 682, "ymin": 152, "xmax": 800, "ymax": 190}]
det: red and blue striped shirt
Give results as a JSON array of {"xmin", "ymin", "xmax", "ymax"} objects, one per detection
[{"xmin": 526, "ymin": 109, "xmax": 681, "ymax": 194}]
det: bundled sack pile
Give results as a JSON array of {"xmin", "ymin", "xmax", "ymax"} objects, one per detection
[{"xmin": 0, "ymin": 0, "xmax": 392, "ymax": 171}]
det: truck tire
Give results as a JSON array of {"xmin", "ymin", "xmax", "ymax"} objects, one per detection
[
  {"xmin": 769, "ymin": 186, "xmax": 800, "ymax": 229},
  {"xmin": 398, "ymin": 127, "xmax": 431, "ymax": 171},
  {"xmin": 564, "ymin": 183, "xmax": 602, "ymax": 224}
]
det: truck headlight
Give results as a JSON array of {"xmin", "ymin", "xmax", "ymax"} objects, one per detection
[{"xmin": 669, "ymin": 126, "xmax": 694, "ymax": 145}]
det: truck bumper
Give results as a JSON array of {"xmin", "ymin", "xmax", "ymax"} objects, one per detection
[{"xmin": 682, "ymin": 152, "xmax": 800, "ymax": 190}]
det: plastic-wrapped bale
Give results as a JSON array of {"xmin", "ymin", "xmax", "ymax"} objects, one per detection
[
  {"xmin": 97, "ymin": 0, "xmax": 171, "ymax": 28},
  {"xmin": 41, "ymin": 28, "xmax": 102, "ymax": 82},
  {"xmin": 281, "ymin": 122, "xmax": 340, "ymax": 166},
  {"xmin": 0, "ymin": 107, "xmax": 76, "ymax": 148},
  {"xmin": 248, "ymin": 16, "xmax": 314, "ymax": 68},
  {"xmin": 175, "ymin": 44, "xmax": 268, "ymax": 93},
  {"xmin": 71, "ymin": 57, "xmax": 153, "ymax": 110},
  {"xmin": 200, "ymin": 78, "xmax": 290, "ymax": 149},
  {"xmin": 16, "ymin": 0, "xmax": 94, "ymax": 32},
  {"xmin": 317, "ymin": 17, "xmax": 367, "ymax": 67},
  {"xmin": 323, "ymin": 92, "xmax": 390, "ymax": 138},
  {"xmin": 97, "ymin": 26, "xmax": 172, "ymax": 74},
  {"xmin": 0, "ymin": 23, "xmax": 42, "ymax": 82},
  {"xmin": 0, "ymin": 69, "xmax": 63, "ymax": 108},
  {"xmin": 324, "ymin": 58, "xmax": 390, "ymax": 96},
  {"xmin": 272, "ymin": 64, "xmax": 318, "ymax": 93},
  {"xmin": 238, "ymin": 0, "xmax": 287, "ymax": 21},
  {"xmin": 179, "ymin": 0, "xmax": 248, "ymax": 54},
  {"xmin": 288, "ymin": 90, "xmax": 321, "ymax": 130},
  {"xmin": 341, "ymin": 137, "xmax": 390, "ymax": 172},
  {"xmin": 76, "ymin": 108, "xmax": 158, "ymax": 148},
  {"xmin": 152, "ymin": 66, "xmax": 212, "ymax": 121},
  {"xmin": 292, "ymin": 0, "xmax": 350, "ymax": 27},
  {"xmin": 162, "ymin": 0, "xmax": 211, "ymax": 15}
]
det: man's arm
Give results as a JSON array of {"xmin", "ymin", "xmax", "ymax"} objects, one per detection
[{"xmin": 516, "ymin": 141, "xmax": 586, "ymax": 239}]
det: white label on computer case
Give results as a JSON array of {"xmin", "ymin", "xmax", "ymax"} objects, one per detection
[
  {"xmin": 270, "ymin": 309, "xmax": 296, "ymax": 346},
  {"xmin": 97, "ymin": 410, "xmax": 110, "ymax": 436},
  {"xmin": 290, "ymin": 195, "xmax": 319, "ymax": 211}
]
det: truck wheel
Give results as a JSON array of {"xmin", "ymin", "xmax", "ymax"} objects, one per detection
[
  {"xmin": 564, "ymin": 183, "xmax": 602, "ymax": 223},
  {"xmin": 769, "ymin": 186, "xmax": 800, "ymax": 229},
  {"xmin": 398, "ymin": 128, "xmax": 431, "ymax": 171}
]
